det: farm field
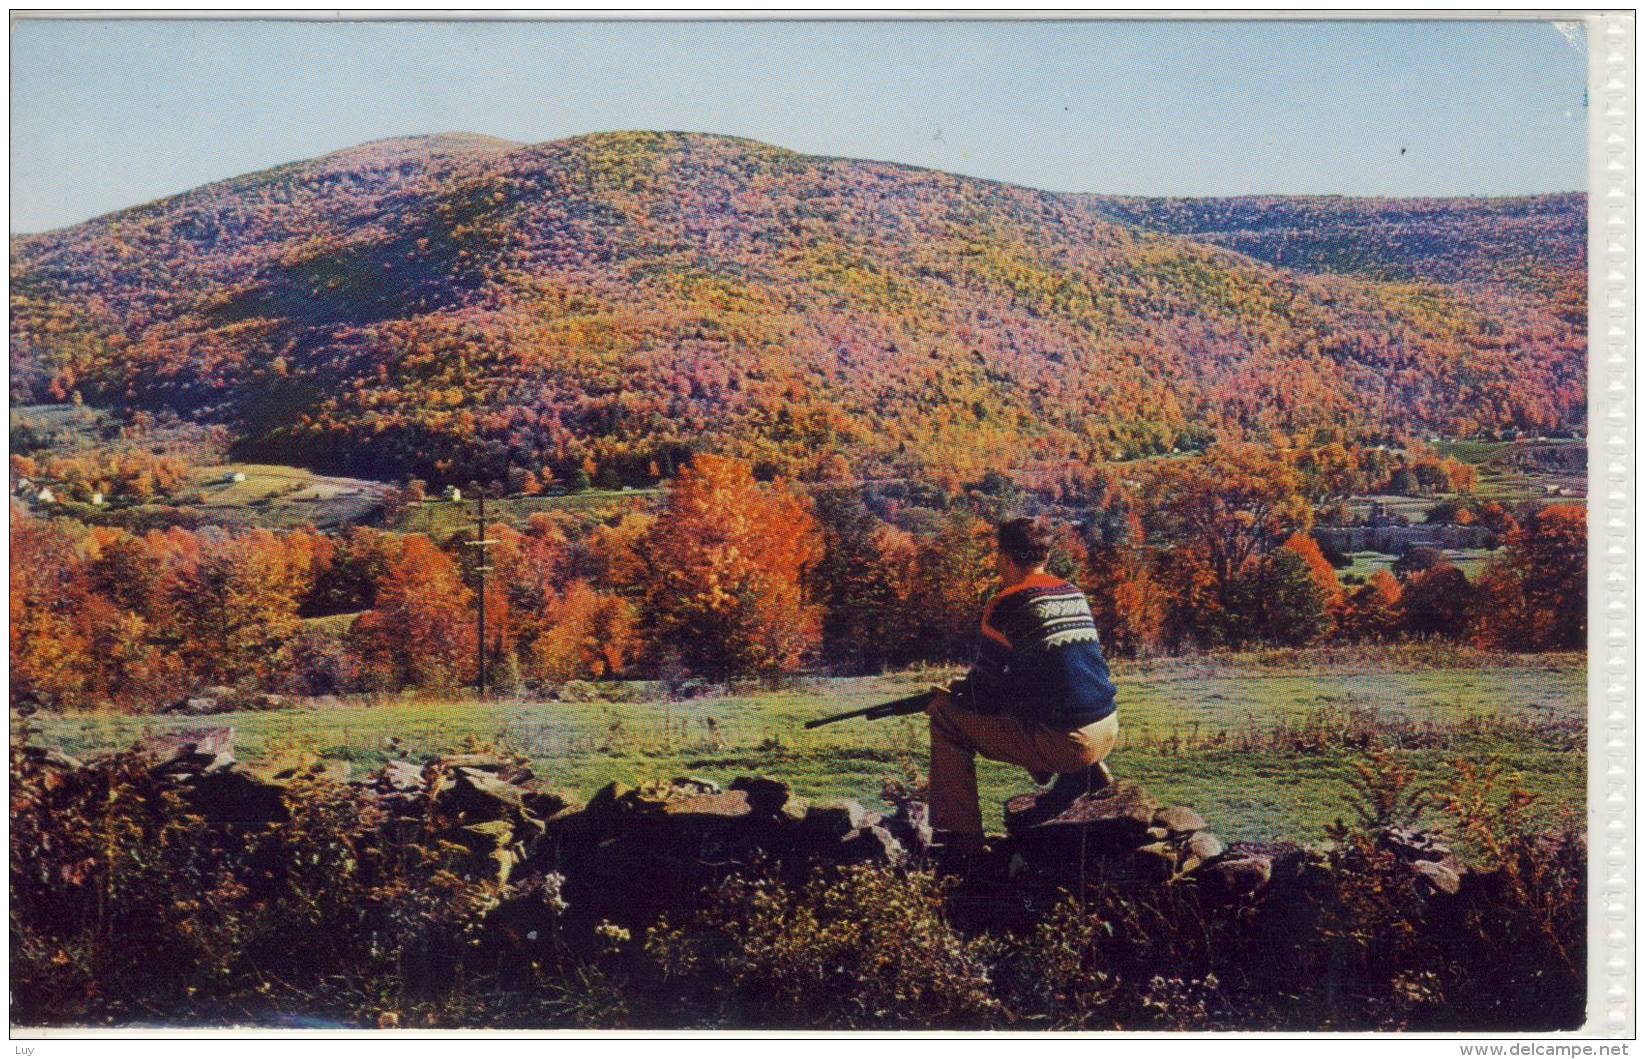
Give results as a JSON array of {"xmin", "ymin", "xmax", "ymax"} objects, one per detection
[
  {"xmin": 391, "ymin": 487, "xmax": 661, "ymax": 534},
  {"xmin": 1340, "ymin": 548, "xmax": 1496, "ymax": 581},
  {"xmin": 25, "ymin": 650, "xmax": 1585, "ymax": 845},
  {"xmin": 181, "ymin": 463, "xmax": 389, "ymax": 529}
]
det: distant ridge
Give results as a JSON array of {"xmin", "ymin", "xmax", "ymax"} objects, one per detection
[{"xmin": 10, "ymin": 131, "xmax": 1586, "ymax": 485}]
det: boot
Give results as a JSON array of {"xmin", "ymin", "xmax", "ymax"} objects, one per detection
[
  {"xmin": 1046, "ymin": 760, "xmax": 1114, "ymax": 803},
  {"xmin": 1013, "ymin": 761, "xmax": 1114, "ymax": 829},
  {"xmin": 931, "ymin": 831, "xmax": 986, "ymax": 878}
]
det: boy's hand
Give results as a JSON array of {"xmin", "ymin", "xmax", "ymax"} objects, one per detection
[{"xmin": 926, "ymin": 684, "xmax": 952, "ymax": 713}]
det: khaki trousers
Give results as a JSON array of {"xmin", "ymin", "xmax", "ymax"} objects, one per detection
[{"xmin": 927, "ymin": 694, "xmax": 1119, "ymax": 836}]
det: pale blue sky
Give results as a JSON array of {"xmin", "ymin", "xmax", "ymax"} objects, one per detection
[{"xmin": 11, "ymin": 18, "xmax": 1589, "ymax": 234}]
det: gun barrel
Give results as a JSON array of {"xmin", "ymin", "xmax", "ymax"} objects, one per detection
[
  {"xmin": 802, "ymin": 704, "xmax": 876, "ymax": 730},
  {"xmin": 803, "ymin": 691, "xmax": 931, "ymax": 730}
]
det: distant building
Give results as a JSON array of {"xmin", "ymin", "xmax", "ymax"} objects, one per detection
[
  {"xmin": 1364, "ymin": 501, "xmax": 1410, "ymax": 528},
  {"xmin": 1313, "ymin": 523, "xmax": 1493, "ymax": 554},
  {"xmin": 90, "ymin": 492, "xmax": 105, "ymax": 507},
  {"xmin": 35, "ymin": 487, "xmax": 55, "ymax": 504},
  {"xmin": 443, "ymin": 485, "xmax": 463, "ymax": 502}
]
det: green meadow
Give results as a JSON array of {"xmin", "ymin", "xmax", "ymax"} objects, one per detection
[{"xmin": 26, "ymin": 649, "xmax": 1585, "ymax": 844}]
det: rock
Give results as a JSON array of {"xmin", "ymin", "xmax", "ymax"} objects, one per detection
[
  {"xmin": 252, "ymin": 693, "xmax": 289, "ymax": 711},
  {"xmin": 522, "ymin": 791, "xmax": 572, "ymax": 821},
  {"xmin": 880, "ymin": 799, "xmax": 935, "ymax": 858},
  {"xmin": 462, "ymin": 818, "xmax": 516, "ymax": 848},
  {"xmin": 802, "ymin": 799, "xmax": 869, "ymax": 838},
  {"xmin": 1006, "ymin": 780, "xmax": 1160, "ymax": 854},
  {"xmin": 181, "ymin": 770, "xmax": 289, "ymax": 825},
  {"xmin": 1153, "ymin": 806, "xmax": 1207, "ymax": 835},
  {"xmin": 379, "ymin": 760, "xmax": 425, "ymax": 792},
  {"xmin": 440, "ymin": 753, "xmax": 510, "ymax": 771},
  {"xmin": 23, "ymin": 746, "xmax": 84, "ymax": 771},
  {"xmin": 660, "ymin": 790, "xmax": 753, "ymax": 820},
  {"xmin": 1411, "ymin": 859, "xmax": 1462, "ymax": 897},
  {"xmin": 587, "ymin": 778, "xmax": 742, "ymax": 818},
  {"xmin": 585, "ymin": 781, "xmax": 634, "ymax": 815},
  {"xmin": 1200, "ymin": 854, "xmax": 1272, "ymax": 897},
  {"xmin": 669, "ymin": 776, "xmax": 722, "ymax": 796},
  {"xmin": 436, "ymin": 767, "xmax": 525, "ymax": 815},
  {"xmin": 728, "ymin": 776, "xmax": 791, "ymax": 816},
  {"xmin": 838, "ymin": 824, "xmax": 905, "ymax": 866},
  {"xmin": 1376, "ymin": 826, "xmax": 1456, "ymax": 868},
  {"xmin": 1128, "ymin": 841, "xmax": 1179, "ymax": 884},
  {"xmin": 135, "ymin": 735, "xmax": 204, "ymax": 771},
  {"xmin": 1185, "ymin": 831, "xmax": 1225, "ymax": 862},
  {"xmin": 1146, "ymin": 826, "xmax": 1171, "ymax": 842},
  {"xmin": 460, "ymin": 820, "xmax": 527, "ymax": 884}
]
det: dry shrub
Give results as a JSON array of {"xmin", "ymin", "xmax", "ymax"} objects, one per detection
[
  {"xmin": 9, "ymin": 746, "xmax": 497, "ymax": 1027},
  {"xmin": 11, "ymin": 741, "xmax": 1586, "ymax": 1032},
  {"xmin": 645, "ymin": 865, "xmax": 1000, "ymax": 1029}
]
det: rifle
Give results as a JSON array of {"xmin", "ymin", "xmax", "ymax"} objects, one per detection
[{"xmin": 803, "ymin": 690, "xmax": 934, "ymax": 730}]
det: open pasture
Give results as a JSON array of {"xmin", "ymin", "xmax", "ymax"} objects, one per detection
[
  {"xmin": 182, "ymin": 464, "xmax": 389, "ymax": 528},
  {"xmin": 26, "ymin": 650, "xmax": 1585, "ymax": 844}
]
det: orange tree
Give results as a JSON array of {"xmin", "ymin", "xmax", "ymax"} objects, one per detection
[
  {"xmin": 1145, "ymin": 445, "xmax": 1311, "ymax": 600},
  {"xmin": 1341, "ymin": 571, "xmax": 1404, "ymax": 643},
  {"xmin": 528, "ymin": 580, "xmax": 639, "ymax": 682},
  {"xmin": 899, "ymin": 510, "xmax": 997, "ymax": 664},
  {"xmin": 810, "ymin": 488, "xmax": 912, "ymax": 673},
  {"xmin": 1145, "ymin": 446, "xmax": 1311, "ymax": 645},
  {"xmin": 351, "ymin": 534, "xmax": 476, "ymax": 690},
  {"xmin": 641, "ymin": 454, "xmax": 823, "ymax": 677},
  {"xmin": 1473, "ymin": 505, "xmax": 1586, "ymax": 651}
]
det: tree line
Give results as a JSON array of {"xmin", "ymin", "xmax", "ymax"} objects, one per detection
[{"xmin": 10, "ymin": 450, "xmax": 1585, "ymax": 713}]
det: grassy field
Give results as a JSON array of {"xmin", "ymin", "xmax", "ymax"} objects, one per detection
[
  {"xmin": 393, "ymin": 489, "xmax": 662, "ymax": 535},
  {"xmin": 1340, "ymin": 548, "xmax": 1496, "ymax": 582},
  {"xmin": 24, "ymin": 651, "xmax": 1585, "ymax": 845},
  {"xmin": 180, "ymin": 464, "xmax": 388, "ymax": 529}
]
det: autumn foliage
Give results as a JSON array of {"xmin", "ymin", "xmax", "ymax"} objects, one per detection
[
  {"xmin": 10, "ymin": 133, "xmax": 1585, "ymax": 490},
  {"xmin": 8, "ymin": 445, "xmax": 1585, "ymax": 712},
  {"xmin": 641, "ymin": 455, "xmax": 823, "ymax": 677}
]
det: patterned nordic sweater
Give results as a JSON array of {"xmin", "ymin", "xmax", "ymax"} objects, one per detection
[{"xmin": 952, "ymin": 573, "xmax": 1118, "ymax": 729}]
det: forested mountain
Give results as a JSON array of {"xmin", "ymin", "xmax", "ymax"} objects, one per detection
[
  {"xmin": 1086, "ymin": 193, "xmax": 1585, "ymax": 296},
  {"xmin": 10, "ymin": 131, "xmax": 1586, "ymax": 486}
]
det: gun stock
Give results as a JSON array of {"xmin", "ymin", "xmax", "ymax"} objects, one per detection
[{"xmin": 803, "ymin": 691, "xmax": 932, "ymax": 730}]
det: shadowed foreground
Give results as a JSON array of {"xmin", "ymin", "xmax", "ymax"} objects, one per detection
[{"xmin": 11, "ymin": 732, "xmax": 1584, "ymax": 1031}]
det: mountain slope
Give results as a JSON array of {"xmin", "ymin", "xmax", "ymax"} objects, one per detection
[
  {"xmin": 1084, "ymin": 193, "xmax": 1585, "ymax": 297},
  {"xmin": 9, "ymin": 131, "xmax": 1586, "ymax": 485}
]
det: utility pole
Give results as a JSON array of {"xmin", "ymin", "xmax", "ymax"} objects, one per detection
[{"xmin": 468, "ymin": 490, "xmax": 497, "ymax": 699}]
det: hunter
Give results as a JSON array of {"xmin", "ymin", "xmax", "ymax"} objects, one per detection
[{"xmin": 927, "ymin": 515, "xmax": 1119, "ymax": 856}]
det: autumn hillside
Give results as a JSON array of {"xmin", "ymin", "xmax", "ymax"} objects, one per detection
[
  {"xmin": 1085, "ymin": 193, "xmax": 1585, "ymax": 296},
  {"xmin": 10, "ymin": 131, "xmax": 1586, "ymax": 487}
]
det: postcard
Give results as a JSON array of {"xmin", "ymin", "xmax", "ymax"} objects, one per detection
[{"xmin": 7, "ymin": 12, "xmax": 1632, "ymax": 1039}]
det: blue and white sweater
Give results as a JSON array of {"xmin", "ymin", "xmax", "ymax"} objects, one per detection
[{"xmin": 953, "ymin": 573, "xmax": 1118, "ymax": 729}]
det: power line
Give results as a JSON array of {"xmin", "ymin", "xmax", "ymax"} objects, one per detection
[{"xmin": 467, "ymin": 490, "xmax": 498, "ymax": 699}]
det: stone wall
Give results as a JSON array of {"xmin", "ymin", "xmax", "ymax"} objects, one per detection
[{"xmin": 19, "ymin": 732, "xmax": 1496, "ymax": 942}]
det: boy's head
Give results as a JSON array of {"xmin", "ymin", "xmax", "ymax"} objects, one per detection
[{"xmin": 996, "ymin": 516, "xmax": 1053, "ymax": 581}]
